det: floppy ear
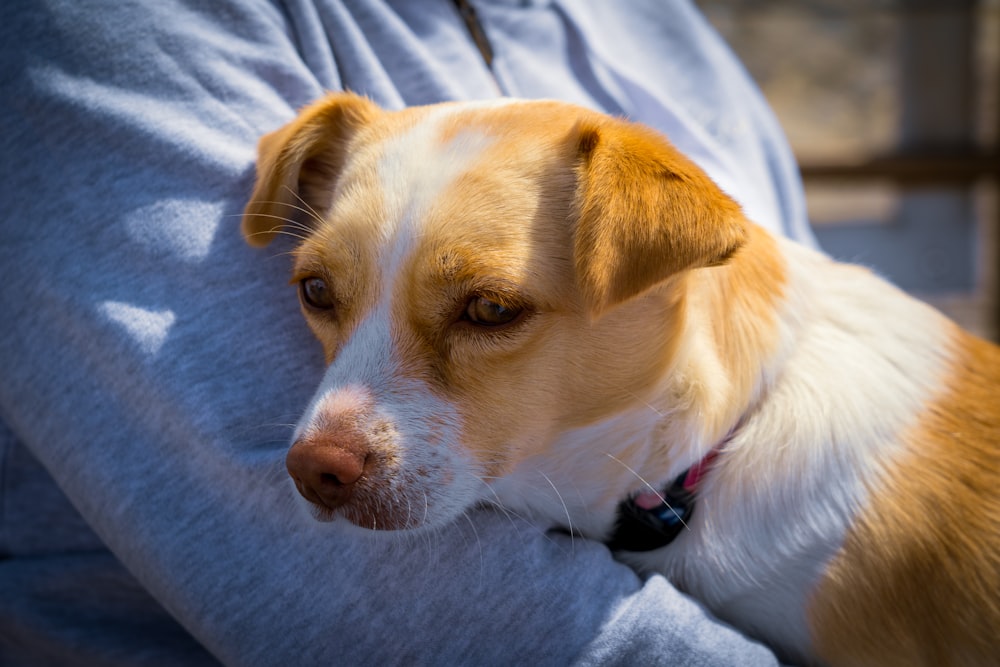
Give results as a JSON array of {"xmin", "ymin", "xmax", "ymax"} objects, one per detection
[
  {"xmin": 571, "ymin": 116, "xmax": 748, "ymax": 317},
  {"xmin": 241, "ymin": 92, "xmax": 380, "ymax": 247}
]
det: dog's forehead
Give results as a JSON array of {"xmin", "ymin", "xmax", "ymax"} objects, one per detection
[
  {"xmin": 372, "ymin": 104, "xmax": 502, "ymax": 227},
  {"xmin": 367, "ymin": 101, "xmax": 575, "ymax": 264}
]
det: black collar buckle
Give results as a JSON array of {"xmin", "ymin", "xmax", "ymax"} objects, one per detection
[{"xmin": 605, "ymin": 471, "xmax": 696, "ymax": 552}]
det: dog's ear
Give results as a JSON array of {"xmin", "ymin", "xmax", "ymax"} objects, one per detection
[
  {"xmin": 571, "ymin": 116, "xmax": 748, "ymax": 318},
  {"xmin": 242, "ymin": 92, "xmax": 379, "ymax": 247}
]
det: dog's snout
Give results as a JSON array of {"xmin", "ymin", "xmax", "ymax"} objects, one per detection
[{"xmin": 286, "ymin": 437, "xmax": 368, "ymax": 511}]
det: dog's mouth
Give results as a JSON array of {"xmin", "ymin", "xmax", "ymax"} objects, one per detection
[
  {"xmin": 286, "ymin": 382, "xmax": 485, "ymax": 531},
  {"xmin": 287, "ymin": 452, "xmax": 435, "ymax": 531},
  {"xmin": 304, "ymin": 494, "xmax": 423, "ymax": 531},
  {"xmin": 300, "ymin": 475, "xmax": 436, "ymax": 531}
]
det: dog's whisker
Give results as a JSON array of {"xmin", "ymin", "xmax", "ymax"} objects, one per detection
[
  {"xmin": 240, "ymin": 198, "xmax": 324, "ymax": 231},
  {"xmin": 402, "ymin": 493, "xmax": 413, "ymax": 530},
  {"xmin": 267, "ymin": 247, "xmax": 308, "ymax": 261},
  {"xmin": 239, "ymin": 212, "xmax": 315, "ymax": 237},
  {"xmin": 458, "ymin": 510, "xmax": 486, "ymax": 589},
  {"xmin": 271, "ymin": 229, "xmax": 313, "ymax": 243},
  {"xmin": 622, "ymin": 389, "xmax": 672, "ymax": 418},
  {"xmin": 471, "ymin": 475, "xmax": 525, "ymax": 532},
  {"xmin": 225, "ymin": 209, "xmax": 309, "ymax": 232},
  {"xmin": 243, "ymin": 228, "xmax": 311, "ymax": 245},
  {"xmin": 262, "ymin": 457, "xmax": 291, "ymax": 485},
  {"xmin": 421, "ymin": 488, "xmax": 430, "ymax": 527},
  {"xmin": 282, "ymin": 185, "xmax": 326, "ymax": 228},
  {"xmin": 472, "ymin": 473, "xmax": 506, "ymax": 505},
  {"xmin": 236, "ymin": 211, "xmax": 300, "ymax": 226},
  {"xmin": 537, "ymin": 470, "xmax": 575, "ymax": 549},
  {"xmin": 604, "ymin": 453, "xmax": 690, "ymax": 531}
]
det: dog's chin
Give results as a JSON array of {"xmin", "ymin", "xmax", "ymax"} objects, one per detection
[{"xmin": 297, "ymin": 497, "xmax": 466, "ymax": 537}]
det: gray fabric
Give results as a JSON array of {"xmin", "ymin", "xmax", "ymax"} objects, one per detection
[{"xmin": 1, "ymin": 0, "xmax": 806, "ymax": 664}]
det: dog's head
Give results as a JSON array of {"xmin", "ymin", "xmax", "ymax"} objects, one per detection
[{"xmin": 243, "ymin": 93, "xmax": 746, "ymax": 531}]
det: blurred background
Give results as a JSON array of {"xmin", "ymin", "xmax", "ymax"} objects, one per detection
[{"xmin": 696, "ymin": 0, "xmax": 1000, "ymax": 341}]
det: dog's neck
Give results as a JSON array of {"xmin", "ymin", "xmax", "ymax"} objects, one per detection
[{"xmin": 641, "ymin": 223, "xmax": 792, "ymax": 472}]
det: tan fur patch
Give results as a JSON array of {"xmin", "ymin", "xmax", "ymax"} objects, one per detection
[
  {"xmin": 810, "ymin": 327, "xmax": 1000, "ymax": 666},
  {"xmin": 681, "ymin": 223, "xmax": 788, "ymax": 444}
]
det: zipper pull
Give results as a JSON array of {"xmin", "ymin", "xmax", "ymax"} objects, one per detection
[{"xmin": 453, "ymin": 0, "xmax": 494, "ymax": 69}]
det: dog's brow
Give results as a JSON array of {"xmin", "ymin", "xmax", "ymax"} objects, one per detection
[
  {"xmin": 434, "ymin": 250, "xmax": 466, "ymax": 280},
  {"xmin": 376, "ymin": 113, "xmax": 496, "ymax": 230},
  {"xmin": 428, "ymin": 254, "xmax": 528, "ymax": 301}
]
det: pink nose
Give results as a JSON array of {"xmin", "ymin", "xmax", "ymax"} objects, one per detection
[{"xmin": 286, "ymin": 436, "xmax": 368, "ymax": 511}]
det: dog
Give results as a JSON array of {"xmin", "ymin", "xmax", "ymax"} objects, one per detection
[{"xmin": 242, "ymin": 92, "xmax": 1000, "ymax": 666}]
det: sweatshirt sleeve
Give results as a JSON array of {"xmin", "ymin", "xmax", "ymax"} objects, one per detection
[{"xmin": 0, "ymin": 1, "xmax": 782, "ymax": 664}]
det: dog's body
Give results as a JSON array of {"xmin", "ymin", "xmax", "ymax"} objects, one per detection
[{"xmin": 243, "ymin": 93, "xmax": 1000, "ymax": 666}]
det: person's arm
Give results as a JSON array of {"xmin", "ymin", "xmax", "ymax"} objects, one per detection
[{"xmin": 0, "ymin": 1, "xmax": 788, "ymax": 664}]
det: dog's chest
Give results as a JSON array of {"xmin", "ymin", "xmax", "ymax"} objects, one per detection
[{"xmin": 623, "ymin": 482, "xmax": 839, "ymax": 666}]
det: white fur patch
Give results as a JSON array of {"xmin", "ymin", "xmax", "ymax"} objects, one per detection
[
  {"xmin": 291, "ymin": 110, "xmax": 505, "ymax": 530},
  {"xmin": 376, "ymin": 107, "xmax": 497, "ymax": 276},
  {"xmin": 294, "ymin": 307, "xmax": 484, "ymax": 531}
]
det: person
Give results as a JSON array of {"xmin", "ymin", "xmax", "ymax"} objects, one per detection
[{"xmin": 0, "ymin": 1, "xmax": 813, "ymax": 664}]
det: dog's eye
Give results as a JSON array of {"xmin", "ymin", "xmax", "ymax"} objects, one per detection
[
  {"xmin": 464, "ymin": 296, "xmax": 521, "ymax": 327},
  {"xmin": 299, "ymin": 277, "xmax": 335, "ymax": 311}
]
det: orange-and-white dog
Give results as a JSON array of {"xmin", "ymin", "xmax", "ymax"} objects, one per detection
[{"xmin": 242, "ymin": 93, "xmax": 1000, "ymax": 666}]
